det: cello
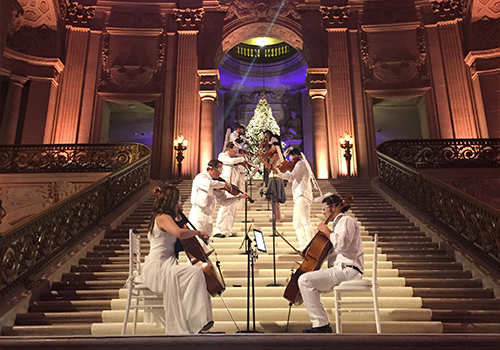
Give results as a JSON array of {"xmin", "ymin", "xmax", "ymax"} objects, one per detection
[
  {"xmin": 176, "ymin": 211, "xmax": 226, "ymax": 297},
  {"xmin": 283, "ymin": 194, "xmax": 354, "ymax": 305}
]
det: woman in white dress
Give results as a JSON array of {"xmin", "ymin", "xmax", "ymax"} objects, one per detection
[{"xmin": 141, "ymin": 185, "xmax": 214, "ymax": 334}]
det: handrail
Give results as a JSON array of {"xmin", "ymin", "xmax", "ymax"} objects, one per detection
[
  {"xmin": 377, "ymin": 149, "xmax": 500, "ymax": 269},
  {"xmin": 377, "ymin": 139, "xmax": 500, "ymax": 168},
  {"xmin": 0, "ymin": 143, "xmax": 150, "ymax": 173},
  {"xmin": 0, "ymin": 143, "xmax": 151, "ymax": 299}
]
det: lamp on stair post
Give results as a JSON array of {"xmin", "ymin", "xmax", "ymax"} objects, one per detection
[
  {"xmin": 174, "ymin": 134, "xmax": 188, "ymax": 180},
  {"xmin": 339, "ymin": 133, "xmax": 353, "ymax": 177}
]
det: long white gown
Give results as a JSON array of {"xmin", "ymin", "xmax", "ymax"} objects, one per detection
[{"xmin": 140, "ymin": 219, "xmax": 213, "ymax": 334}]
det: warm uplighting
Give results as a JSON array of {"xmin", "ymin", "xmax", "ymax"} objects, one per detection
[
  {"xmin": 174, "ymin": 135, "xmax": 188, "ymax": 180},
  {"xmin": 339, "ymin": 132, "xmax": 353, "ymax": 177}
]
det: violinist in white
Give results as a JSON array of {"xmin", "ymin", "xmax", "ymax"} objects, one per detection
[
  {"xmin": 140, "ymin": 186, "xmax": 214, "ymax": 334},
  {"xmin": 189, "ymin": 159, "xmax": 236, "ymax": 237},
  {"xmin": 213, "ymin": 142, "xmax": 249, "ymax": 238}
]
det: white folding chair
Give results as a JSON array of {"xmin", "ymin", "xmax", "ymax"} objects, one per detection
[
  {"xmin": 334, "ymin": 234, "xmax": 381, "ymax": 333},
  {"xmin": 121, "ymin": 229, "xmax": 164, "ymax": 335}
]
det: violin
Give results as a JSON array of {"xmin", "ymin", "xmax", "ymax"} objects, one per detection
[
  {"xmin": 283, "ymin": 194, "xmax": 354, "ymax": 305},
  {"xmin": 278, "ymin": 157, "xmax": 299, "ymax": 173},
  {"xmin": 176, "ymin": 211, "xmax": 226, "ymax": 296},
  {"xmin": 215, "ymin": 177, "xmax": 255, "ymax": 203}
]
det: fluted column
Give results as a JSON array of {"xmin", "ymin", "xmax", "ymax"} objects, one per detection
[
  {"xmin": 198, "ymin": 69, "xmax": 219, "ymax": 171},
  {"xmin": 437, "ymin": 20, "xmax": 478, "ymax": 138},
  {"xmin": 52, "ymin": 26, "xmax": 90, "ymax": 143},
  {"xmin": 173, "ymin": 30, "xmax": 200, "ymax": 178},
  {"xmin": 0, "ymin": 75, "xmax": 28, "ymax": 144},
  {"xmin": 308, "ymin": 67, "xmax": 329, "ymax": 179},
  {"xmin": 326, "ymin": 27, "xmax": 357, "ymax": 177}
]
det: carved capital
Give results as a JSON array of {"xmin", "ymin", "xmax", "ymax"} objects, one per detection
[
  {"xmin": 174, "ymin": 8, "xmax": 204, "ymax": 30},
  {"xmin": 198, "ymin": 69, "xmax": 220, "ymax": 92},
  {"xmin": 320, "ymin": 5, "xmax": 350, "ymax": 28},
  {"xmin": 60, "ymin": 0, "xmax": 95, "ymax": 25},
  {"xmin": 431, "ymin": 0, "xmax": 463, "ymax": 21},
  {"xmin": 307, "ymin": 68, "xmax": 328, "ymax": 91}
]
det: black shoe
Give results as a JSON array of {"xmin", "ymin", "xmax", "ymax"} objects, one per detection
[
  {"xmin": 302, "ymin": 325, "xmax": 332, "ymax": 333},
  {"xmin": 213, "ymin": 233, "xmax": 226, "ymax": 238}
]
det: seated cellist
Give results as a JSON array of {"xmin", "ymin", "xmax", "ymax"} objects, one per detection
[{"xmin": 298, "ymin": 194, "xmax": 364, "ymax": 333}]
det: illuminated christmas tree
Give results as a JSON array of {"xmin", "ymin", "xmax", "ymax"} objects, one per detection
[{"xmin": 246, "ymin": 93, "xmax": 281, "ymax": 156}]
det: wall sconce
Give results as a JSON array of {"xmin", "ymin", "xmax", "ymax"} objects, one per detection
[
  {"xmin": 339, "ymin": 133, "xmax": 353, "ymax": 177},
  {"xmin": 174, "ymin": 134, "xmax": 188, "ymax": 180}
]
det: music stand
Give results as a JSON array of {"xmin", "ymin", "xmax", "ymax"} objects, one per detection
[{"xmin": 237, "ymin": 227, "xmax": 261, "ymax": 333}]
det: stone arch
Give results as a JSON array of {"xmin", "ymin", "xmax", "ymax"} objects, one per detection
[{"xmin": 212, "ymin": 22, "xmax": 306, "ymax": 68}]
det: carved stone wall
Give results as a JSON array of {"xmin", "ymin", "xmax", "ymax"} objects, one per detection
[
  {"xmin": 360, "ymin": 25, "xmax": 430, "ymax": 91},
  {"xmin": 0, "ymin": 173, "xmax": 107, "ymax": 232},
  {"xmin": 99, "ymin": 31, "xmax": 165, "ymax": 93}
]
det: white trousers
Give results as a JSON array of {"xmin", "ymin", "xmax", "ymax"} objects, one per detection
[
  {"xmin": 298, "ymin": 266, "xmax": 361, "ymax": 327},
  {"xmin": 293, "ymin": 196, "xmax": 313, "ymax": 250},
  {"xmin": 214, "ymin": 197, "xmax": 239, "ymax": 236},
  {"xmin": 188, "ymin": 205, "xmax": 213, "ymax": 236}
]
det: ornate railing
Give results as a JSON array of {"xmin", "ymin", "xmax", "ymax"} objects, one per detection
[
  {"xmin": 0, "ymin": 143, "xmax": 151, "ymax": 299},
  {"xmin": 0, "ymin": 143, "xmax": 150, "ymax": 173},
  {"xmin": 377, "ymin": 151, "xmax": 500, "ymax": 269},
  {"xmin": 377, "ymin": 139, "xmax": 500, "ymax": 168}
]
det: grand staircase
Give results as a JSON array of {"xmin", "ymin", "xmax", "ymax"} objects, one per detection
[{"xmin": 2, "ymin": 178, "xmax": 500, "ymax": 336}]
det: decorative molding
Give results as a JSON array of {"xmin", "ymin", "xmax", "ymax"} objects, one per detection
[
  {"xmin": 60, "ymin": 0, "xmax": 95, "ymax": 25},
  {"xmin": 359, "ymin": 26, "xmax": 429, "ymax": 87},
  {"xmin": 309, "ymin": 88, "xmax": 327, "ymax": 98},
  {"xmin": 174, "ymin": 8, "xmax": 204, "ymax": 29},
  {"xmin": 223, "ymin": 0, "xmax": 300, "ymax": 21},
  {"xmin": 106, "ymin": 11, "xmax": 162, "ymax": 28},
  {"xmin": 3, "ymin": 48, "xmax": 64, "ymax": 73},
  {"xmin": 431, "ymin": 0, "xmax": 463, "ymax": 20},
  {"xmin": 99, "ymin": 33, "xmax": 164, "ymax": 90},
  {"xmin": 320, "ymin": 5, "xmax": 350, "ymax": 28}
]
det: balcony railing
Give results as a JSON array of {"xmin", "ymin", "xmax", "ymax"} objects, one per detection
[
  {"xmin": 377, "ymin": 139, "xmax": 500, "ymax": 269},
  {"xmin": 0, "ymin": 143, "xmax": 151, "ymax": 299},
  {"xmin": 377, "ymin": 139, "xmax": 500, "ymax": 168}
]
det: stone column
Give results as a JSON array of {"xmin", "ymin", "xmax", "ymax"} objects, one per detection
[
  {"xmin": 0, "ymin": 75, "xmax": 28, "ymax": 144},
  {"xmin": 320, "ymin": 5, "xmax": 356, "ymax": 177},
  {"xmin": 51, "ymin": 26, "xmax": 90, "ymax": 144},
  {"xmin": 307, "ymin": 68, "xmax": 329, "ymax": 179},
  {"xmin": 22, "ymin": 78, "xmax": 59, "ymax": 144},
  {"xmin": 326, "ymin": 27, "xmax": 356, "ymax": 177},
  {"xmin": 465, "ymin": 48, "xmax": 500, "ymax": 138},
  {"xmin": 172, "ymin": 8, "xmax": 204, "ymax": 179},
  {"xmin": 77, "ymin": 30, "xmax": 102, "ymax": 143},
  {"xmin": 434, "ymin": 20, "xmax": 478, "ymax": 138},
  {"xmin": 151, "ymin": 32, "xmax": 176, "ymax": 180},
  {"xmin": 198, "ymin": 69, "xmax": 219, "ymax": 171}
]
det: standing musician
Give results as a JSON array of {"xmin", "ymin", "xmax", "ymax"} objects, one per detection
[
  {"xmin": 278, "ymin": 147, "xmax": 314, "ymax": 250},
  {"xmin": 140, "ymin": 186, "xmax": 214, "ymax": 334},
  {"xmin": 189, "ymin": 159, "xmax": 237, "ymax": 237},
  {"xmin": 261, "ymin": 130, "xmax": 286, "ymax": 222},
  {"xmin": 213, "ymin": 142, "xmax": 250, "ymax": 238},
  {"xmin": 230, "ymin": 124, "xmax": 250, "ymax": 147},
  {"xmin": 298, "ymin": 194, "xmax": 364, "ymax": 333}
]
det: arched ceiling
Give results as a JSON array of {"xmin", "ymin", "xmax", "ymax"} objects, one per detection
[{"xmin": 15, "ymin": 0, "xmax": 58, "ymax": 30}]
